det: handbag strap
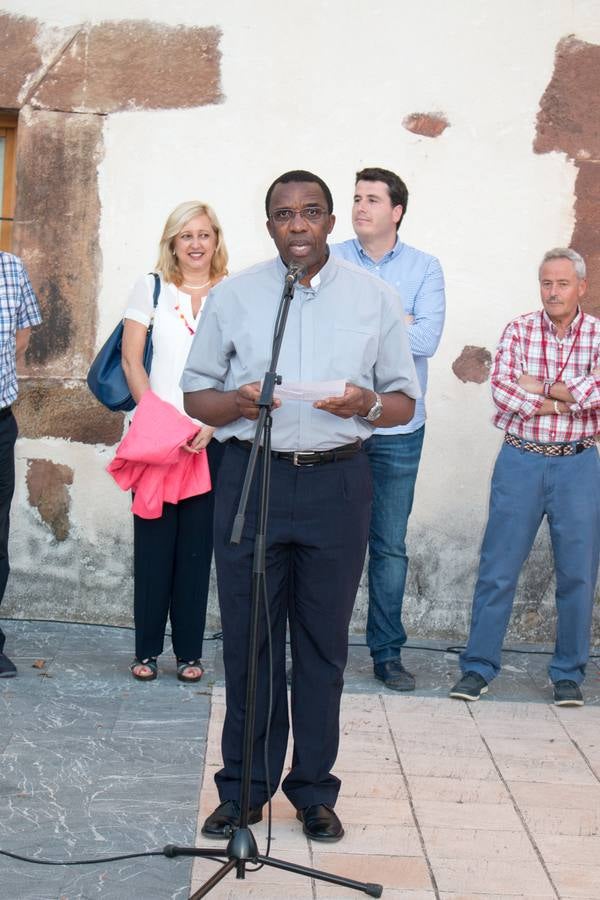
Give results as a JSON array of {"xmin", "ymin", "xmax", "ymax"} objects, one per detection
[
  {"xmin": 147, "ymin": 273, "xmax": 160, "ymax": 332},
  {"xmin": 150, "ymin": 272, "xmax": 160, "ymax": 310}
]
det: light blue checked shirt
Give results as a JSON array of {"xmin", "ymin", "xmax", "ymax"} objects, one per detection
[
  {"xmin": 182, "ymin": 252, "xmax": 420, "ymax": 450},
  {"xmin": 331, "ymin": 237, "xmax": 445, "ymax": 434},
  {"xmin": 0, "ymin": 252, "xmax": 42, "ymax": 408}
]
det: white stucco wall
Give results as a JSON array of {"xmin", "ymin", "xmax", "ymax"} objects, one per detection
[{"xmin": 3, "ymin": 0, "xmax": 600, "ymax": 639}]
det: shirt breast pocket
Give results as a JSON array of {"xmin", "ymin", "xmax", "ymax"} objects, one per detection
[{"xmin": 332, "ymin": 327, "xmax": 378, "ymax": 381}]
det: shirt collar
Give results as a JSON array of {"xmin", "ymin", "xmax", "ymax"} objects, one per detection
[
  {"xmin": 275, "ymin": 248, "xmax": 334, "ymax": 292},
  {"xmin": 542, "ymin": 306, "xmax": 583, "ymax": 336},
  {"xmin": 354, "ymin": 236, "xmax": 403, "ymax": 264}
]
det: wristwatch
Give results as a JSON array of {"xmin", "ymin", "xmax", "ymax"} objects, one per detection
[{"xmin": 364, "ymin": 392, "xmax": 383, "ymax": 422}]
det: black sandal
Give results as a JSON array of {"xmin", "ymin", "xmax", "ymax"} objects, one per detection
[
  {"xmin": 130, "ymin": 657, "xmax": 158, "ymax": 681},
  {"xmin": 176, "ymin": 659, "xmax": 204, "ymax": 683}
]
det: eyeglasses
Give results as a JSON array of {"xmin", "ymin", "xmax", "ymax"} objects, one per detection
[{"xmin": 269, "ymin": 206, "xmax": 328, "ymax": 225}]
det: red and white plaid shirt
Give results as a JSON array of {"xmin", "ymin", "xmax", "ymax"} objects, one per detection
[{"xmin": 492, "ymin": 308, "xmax": 600, "ymax": 442}]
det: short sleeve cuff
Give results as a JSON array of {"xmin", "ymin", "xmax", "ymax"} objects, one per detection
[
  {"xmin": 179, "ymin": 372, "xmax": 223, "ymax": 393},
  {"xmin": 16, "ymin": 310, "xmax": 42, "ymax": 329},
  {"xmin": 123, "ymin": 307, "xmax": 151, "ymax": 328}
]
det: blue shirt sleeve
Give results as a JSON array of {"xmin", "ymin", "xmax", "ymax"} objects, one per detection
[{"xmin": 407, "ymin": 255, "xmax": 445, "ymax": 359}]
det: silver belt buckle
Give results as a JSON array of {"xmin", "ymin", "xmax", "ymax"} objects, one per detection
[{"xmin": 292, "ymin": 451, "xmax": 314, "ymax": 467}]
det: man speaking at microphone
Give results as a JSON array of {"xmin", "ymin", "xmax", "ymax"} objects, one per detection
[{"xmin": 182, "ymin": 170, "xmax": 419, "ymax": 842}]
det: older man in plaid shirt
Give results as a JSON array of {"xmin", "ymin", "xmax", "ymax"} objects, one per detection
[
  {"xmin": 0, "ymin": 252, "xmax": 42, "ymax": 677},
  {"xmin": 450, "ymin": 248, "xmax": 600, "ymax": 707}
]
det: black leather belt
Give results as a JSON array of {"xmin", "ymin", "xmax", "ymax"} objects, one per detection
[
  {"xmin": 0, "ymin": 405, "xmax": 12, "ymax": 422},
  {"xmin": 230, "ymin": 437, "xmax": 362, "ymax": 467}
]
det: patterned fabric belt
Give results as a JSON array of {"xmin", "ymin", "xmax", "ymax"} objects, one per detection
[
  {"xmin": 0, "ymin": 405, "xmax": 12, "ymax": 422},
  {"xmin": 504, "ymin": 432, "xmax": 596, "ymax": 456},
  {"xmin": 230, "ymin": 437, "xmax": 362, "ymax": 467}
]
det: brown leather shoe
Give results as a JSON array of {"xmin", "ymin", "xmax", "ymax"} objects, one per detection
[
  {"xmin": 201, "ymin": 800, "xmax": 263, "ymax": 839},
  {"xmin": 296, "ymin": 804, "xmax": 344, "ymax": 842}
]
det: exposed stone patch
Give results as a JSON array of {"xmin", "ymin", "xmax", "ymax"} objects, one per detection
[
  {"xmin": 0, "ymin": 13, "xmax": 41, "ymax": 106},
  {"xmin": 534, "ymin": 37, "xmax": 600, "ymax": 160},
  {"xmin": 0, "ymin": 12, "xmax": 78, "ymax": 107},
  {"xmin": 403, "ymin": 112, "xmax": 449, "ymax": 138},
  {"xmin": 571, "ymin": 162, "xmax": 600, "ymax": 319},
  {"xmin": 14, "ymin": 380, "xmax": 125, "ymax": 445},
  {"xmin": 534, "ymin": 36, "xmax": 600, "ymax": 318},
  {"xmin": 13, "ymin": 108, "xmax": 103, "ymax": 376},
  {"xmin": 26, "ymin": 458, "xmax": 74, "ymax": 542},
  {"xmin": 452, "ymin": 346, "xmax": 492, "ymax": 384},
  {"xmin": 31, "ymin": 21, "xmax": 222, "ymax": 114}
]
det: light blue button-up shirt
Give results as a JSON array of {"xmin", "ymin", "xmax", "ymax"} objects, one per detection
[
  {"xmin": 181, "ymin": 252, "xmax": 420, "ymax": 450},
  {"xmin": 331, "ymin": 238, "xmax": 445, "ymax": 434}
]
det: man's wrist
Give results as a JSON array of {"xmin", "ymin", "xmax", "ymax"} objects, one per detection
[
  {"xmin": 357, "ymin": 389, "xmax": 374, "ymax": 417},
  {"xmin": 362, "ymin": 390, "xmax": 383, "ymax": 421}
]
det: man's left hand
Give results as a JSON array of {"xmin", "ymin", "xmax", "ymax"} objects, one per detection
[{"xmin": 314, "ymin": 383, "xmax": 369, "ymax": 419}]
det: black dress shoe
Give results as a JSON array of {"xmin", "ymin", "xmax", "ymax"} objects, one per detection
[
  {"xmin": 373, "ymin": 659, "xmax": 415, "ymax": 691},
  {"xmin": 201, "ymin": 799, "xmax": 263, "ymax": 839},
  {"xmin": 296, "ymin": 804, "xmax": 344, "ymax": 842}
]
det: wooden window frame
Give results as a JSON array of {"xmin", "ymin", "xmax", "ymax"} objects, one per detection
[{"xmin": 0, "ymin": 112, "xmax": 18, "ymax": 252}]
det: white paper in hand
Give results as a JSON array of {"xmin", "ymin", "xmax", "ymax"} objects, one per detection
[{"xmin": 274, "ymin": 380, "xmax": 346, "ymax": 403}]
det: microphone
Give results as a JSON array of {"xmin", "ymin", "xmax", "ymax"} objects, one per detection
[{"xmin": 285, "ymin": 263, "xmax": 306, "ymax": 286}]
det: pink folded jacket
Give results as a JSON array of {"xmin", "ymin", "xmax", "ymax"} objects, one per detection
[{"xmin": 107, "ymin": 390, "xmax": 211, "ymax": 519}]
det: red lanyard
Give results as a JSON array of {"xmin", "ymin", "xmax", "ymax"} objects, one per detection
[{"xmin": 540, "ymin": 310, "xmax": 583, "ymax": 383}]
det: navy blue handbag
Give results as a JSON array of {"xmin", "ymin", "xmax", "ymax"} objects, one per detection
[{"xmin": 87, "ymin": 274, "xmax": 160, "ymax": 412}]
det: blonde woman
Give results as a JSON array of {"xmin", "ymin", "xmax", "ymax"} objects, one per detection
[{"xmin": 122, "ymin": 201, "xmax": 228, "ymax": 682}]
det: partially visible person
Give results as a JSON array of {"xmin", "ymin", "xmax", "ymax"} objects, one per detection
[
  {"xmin": 332, "ymin": 167, "xmax": 445, "ymax": 691},
  {"xmin": 121, "ymin": 201, "xmax": 228, "ymax": 683},
  {"xmin": 450, "ymin": 248, "xmax": 600, "ymax": 707},
  {"xmin": 0, "ymin": 252, "xmax": 42, "ymax": 677}
]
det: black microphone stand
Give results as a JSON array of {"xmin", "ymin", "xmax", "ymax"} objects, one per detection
[{"xmin": 165, "ymin": 266, "xmax": 383, "ymax": 898}]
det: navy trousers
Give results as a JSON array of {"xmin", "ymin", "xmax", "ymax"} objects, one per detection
[
  {"xmin": 214, "ymin": 440, "xmax": 372, "ymax": 811},
  {"xmin": 132, "ymin": 438, "xmax": 223, "ymax": 661},
  {"xmin": 461, "ymin": 442, "xmax": 600, "ymax": 685},
  {"xmin": 0, "ymin": 412, "xmax": 17, "ymax": 654}
]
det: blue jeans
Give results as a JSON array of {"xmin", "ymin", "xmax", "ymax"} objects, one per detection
[
  {"xmin": 461, "ymin": 442, "xmax": 600, "ymax": 685},
  {"xmin": 364, "ymin": 427, "xmax": 425, "ymax": 664}
]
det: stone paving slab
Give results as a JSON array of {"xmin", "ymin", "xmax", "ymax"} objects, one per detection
[
  {"xmin": 0, "ymin": 620, "xmax": 215, "ymax": 900},
  {"xmin": 1, "ymin": 620, "xmax": 599, "ymax": 899},
  {"xmin": 194, "ymin": 681, "xmax": 600, "ymax": 900}
]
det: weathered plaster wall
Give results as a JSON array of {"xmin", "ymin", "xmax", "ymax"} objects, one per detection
[{"xmin": 1, "ymin": 0, "xmax": 599, "ymax": 644}]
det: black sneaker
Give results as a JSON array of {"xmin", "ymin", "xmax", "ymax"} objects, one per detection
[
  {"xmin": 553, "ymin": 680, "xmax": 584, "ymax": 707},
  {"xmin": 449, "ymin": 671, "xmax": 488, "ymax": 701}
]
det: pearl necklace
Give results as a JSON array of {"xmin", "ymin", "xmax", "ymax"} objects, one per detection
[{"xmin": 181, "ymin": 279, "xmax": 211, "ymax": 290}]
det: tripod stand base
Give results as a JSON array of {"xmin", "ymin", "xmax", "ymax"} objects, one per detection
[{"xmin": 164, "ymin": 826, "xmax": 383, "ymax": 898}]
